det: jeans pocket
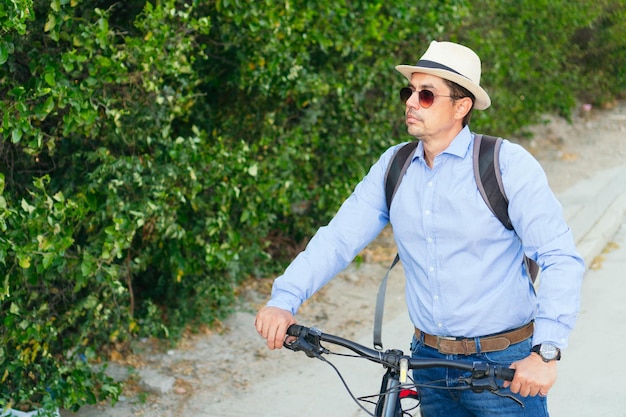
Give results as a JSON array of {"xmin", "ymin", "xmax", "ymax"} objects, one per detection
[
  {"xmin": 410, "ymin": 334, "xmax": 423, "ymax": 356},
  {"xmin": 482, "ymin": 338, "xmax": 532, "ymax": 365}
]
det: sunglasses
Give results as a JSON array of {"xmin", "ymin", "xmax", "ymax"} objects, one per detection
[{"xmin": 400, "ymin": 87, "xmax": 454, "ymax": 108}]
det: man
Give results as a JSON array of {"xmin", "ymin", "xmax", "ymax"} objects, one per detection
[{"xmin": 255, "ymin": 41, "xmax": 584, "ymax": 416}]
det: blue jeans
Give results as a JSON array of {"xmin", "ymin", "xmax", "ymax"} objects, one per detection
[{"xmin": 410, "ymin": 334, "xmax": 549, "ymax": 417}]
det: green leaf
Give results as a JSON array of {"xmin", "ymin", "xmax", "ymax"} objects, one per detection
[
  {"xmin": 34, "ymin": 95, "xmax": 55, "ymax": 119},
  {"xmin": 21, "ymin": 198, "xmax": 35, "ymax": 214},
  {"xmin": 0, "ymin": 42, "xmax": 9, "ymax": 65},
  {"xmin": 44, "ymin": 14, "xmax": 57, "ymax": 32},
  {"xmin": 11, "ymin": 128, "xmax": 22, "ymax": 143},
  {"xmin": 10, "ymin": 302, "xmax": 20, "ymax": 315},
  {"xmin": 44, "ymin": 71, "xmax": 56, "ymax": 87},
  {"xmin": 53, "ymin": 191, "xmax": 65, "ymax": 202},
  {"xmin": 247, "ymin": 164, "xmax": 258, "ymax": 177},
  {"xmin": 18, "ymin": 255, "xmax": 31, "ymax": 269},
  {"xmin": 42, "ymin": 253, "xmax": 55, "ymax": 269}
]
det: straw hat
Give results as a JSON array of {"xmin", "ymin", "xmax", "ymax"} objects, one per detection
[{"xmin": 395, "ymin": 41, "xmax": 491, "ymax": 110}]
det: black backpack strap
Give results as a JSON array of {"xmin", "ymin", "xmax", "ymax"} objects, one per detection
[
  {"xmin": 473, "ymin": 134, "xmax": 539, "ymax": 282},
  {"xmin": 473, "ymin": 134, "xmax": 513, "ymax": 230},
  {"xmin": 374, "ymin": 142, "xmax": 418, "ymax": 350},
  {"xmin": 385, "ymin": 141, "xmax": 419, "ymax": 212}
]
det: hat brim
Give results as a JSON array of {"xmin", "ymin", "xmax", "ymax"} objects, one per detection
[{"xmin": 395, "ymin": 65, "xmax": 491, "ymax": 110}]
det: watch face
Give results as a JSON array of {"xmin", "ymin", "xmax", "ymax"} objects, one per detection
[{"xmin": 540, "ymin": 344, "xmax": 559, "ymax": 360}]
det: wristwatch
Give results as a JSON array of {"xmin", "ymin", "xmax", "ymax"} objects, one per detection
[{"xmin": 531, "ymin": 344, "xmax": 561, "ymax": 362}]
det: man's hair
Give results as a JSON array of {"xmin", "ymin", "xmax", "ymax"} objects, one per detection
[{"xmin": 444, "ymin": 79, "xmax": 475, "ymax": 126}]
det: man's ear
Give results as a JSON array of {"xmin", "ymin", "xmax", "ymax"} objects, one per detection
[{"xmin": 455, "ymin": 97, "xmax": 473, "ymax": 120}]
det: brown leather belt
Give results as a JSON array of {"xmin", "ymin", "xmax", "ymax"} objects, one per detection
[{"xmin": 414, "ymin": 322, "xmax": 534, "ymax": 355}]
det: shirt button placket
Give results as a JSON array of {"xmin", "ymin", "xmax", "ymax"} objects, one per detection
[{"xmin": 424, "ymin": 175, "xmax": 436, "ymax": 279}]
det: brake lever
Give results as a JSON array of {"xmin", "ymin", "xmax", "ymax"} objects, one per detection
[
  {"xmin": 461, "ymin": 363, "xmax": 524, "ymax": 409},
  {"xmin": 283, "ymin": 327, "xmax": 326, "ymax": 358},
  {"xmin": 491, "ymin": 390, "xmax": 524, "ymax": 408},
  {"xmin": 467, "ymin": 363, "xmax": 498, "ymax": 393}
]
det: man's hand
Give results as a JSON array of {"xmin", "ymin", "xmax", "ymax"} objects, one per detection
[
  {"xmin": 504, "ymin": 353, "xmax": 558, "ymax": 397},
  {"xmin": 255, "ymin": 306, "xmax": 296, "ymax": 350}
]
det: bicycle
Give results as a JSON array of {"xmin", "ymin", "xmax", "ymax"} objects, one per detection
[{"xmin": 285, "ymin": 324, "xmax": 521, "ymax": 417}]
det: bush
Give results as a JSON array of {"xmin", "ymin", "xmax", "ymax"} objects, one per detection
[
  {"xmin": 0, "ymin": 174, "xmax": 122, "ymax": 413},
  {"xmin": 570, "ymin": 0, "xmax": 626, "ymax": 104},
  {"xmin": 1, "ymin": 0, "xmax": 212, "ymax": 411},
  {"xmin": 196, "ymin": 0, "xmax": 472, "ymax": 240},
  {"xmin": 1, "ymin": 0, "xmax": 624, "ymax": 412},
  {"xmin": 459, "ymin": 0, "xmax": 593, "ymax": 132}
]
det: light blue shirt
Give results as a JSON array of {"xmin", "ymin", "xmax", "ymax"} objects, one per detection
[{"xmin": 268, "ymin": 126, "xmax": 585, "ymax": 349}]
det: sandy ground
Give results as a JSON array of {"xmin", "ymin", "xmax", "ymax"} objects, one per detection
[{"xmin": 63, "ymin": 101, "xmax": 626, "ymax": 417}]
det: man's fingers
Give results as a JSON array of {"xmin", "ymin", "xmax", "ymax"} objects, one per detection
[
  {"xmin": 270, "ymin": 320, "xmax": 294, "ymax": 349},
  {"xmin": 267, "ymin": 325, "xmax": 284, "ymax": 350},
  {"xmin": 255, "ymin": 306, "xmax": 296, "ymax": 350},
  {"xmin": 505, "ymin": 357, "xmax": 556, "ymax": 398}
]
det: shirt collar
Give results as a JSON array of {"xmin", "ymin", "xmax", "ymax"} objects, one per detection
[
  {"xmin": 414, "ymin": 125, "xmax": 473, "ymax": 162},
  {"xmin": 444, "ymin": 125, "xmax": 473, "ymax": 158}
]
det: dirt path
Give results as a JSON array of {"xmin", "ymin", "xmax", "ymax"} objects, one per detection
[{"xmin": 64, "ymin": 101, "xmax": 626, "ymax": 417}]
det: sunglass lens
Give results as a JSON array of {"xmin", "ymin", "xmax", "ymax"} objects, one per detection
[
  {"xmin": 418, "ymin": 90, "xmax": 435, "ymax": 108},
  {"xmin": 400, "ymin": 88, "xmax": 436, "ymax": 108},
  {"xmin": 400, "ymin": 87, "xmax": 413, "ymax": 103}
]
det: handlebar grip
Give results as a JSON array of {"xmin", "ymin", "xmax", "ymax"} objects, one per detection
[
  {"xmin": 286, "ymin": 324, "xmax": 307, "ymax": 337},
  {"xmin": 495, "ymin": 367, "xmax": 515, "ymax": 381}
]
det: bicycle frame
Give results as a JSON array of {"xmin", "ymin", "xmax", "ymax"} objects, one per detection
[
  {"xmin": 376, "ymin": 365, "xmax": 409, "ymax": 417},
  {"xmin": 285, "ymin": 324, "xmax": 516, "ymax": 417}
]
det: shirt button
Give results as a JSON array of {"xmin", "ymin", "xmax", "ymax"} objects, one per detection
[
  {"xmin": 434, "ymin": 295, "xmax": 439, "ymax": 301},
  {"xmin": 428, "ymin": 181, "xmax": 433, "ymax": 187},
  {"xmin": 429, "ymin": 267, "xmax": 434, "ymax": 272},
  {"xmin": 427, "ymin": 237, "xmax": 433, "ymax": 243},
  {"xmin": 437, "ymin": 322, "xmax": 443, "ymax": 328},
  {"xmin": 425, "ymin": 210, "xmax": 431, "ymax": 216}
]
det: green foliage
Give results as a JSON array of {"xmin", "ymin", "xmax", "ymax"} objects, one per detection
[
  {"xmin": 200, "ymin": 0, "xmax": 470, "ymax": 240},
  {"xmin": 569, "ymin": 0, "xmax": 626, "ymax": 104},
  {"xmin": 1, "ymin": 0, "xmax": 210, "ymax": 411},
  {"xmin": 0, "ymin": 1, "xmax": 33, "ymax": 65},
  {"xmin": 0, "ymin": 174, "xmax": 122, "ymax": 413},
  {"xmin": 461, "ymin": 0, "xmax": 594, "ymax": 132},
  {"xmin": 462, "ymin": 0, "xmax": 626, "ymax": 133},
  {"xmin": 1, "ymin": 0, "xmax": 625, "ymax": 412}
]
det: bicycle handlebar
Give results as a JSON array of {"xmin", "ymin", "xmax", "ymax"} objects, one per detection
[{"xmin": 286, "ymin": 324, "xmax": 515, "ymax": 382}]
